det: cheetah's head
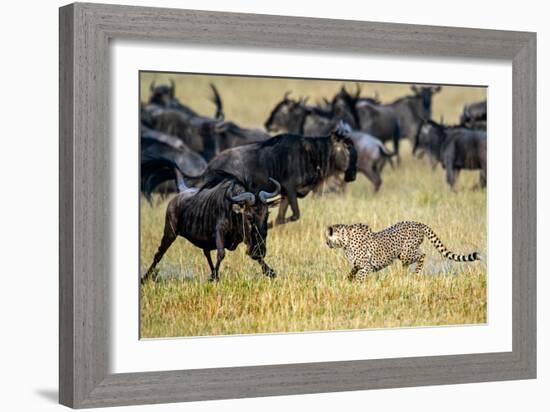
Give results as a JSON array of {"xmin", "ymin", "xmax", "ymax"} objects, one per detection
[{"xmin": 325, "ymin": 225, "xmax": 348, "ymax": 248}]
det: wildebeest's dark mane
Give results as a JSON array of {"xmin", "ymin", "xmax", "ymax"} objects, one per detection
[
  {"xmin": 198, "ymin": 169, "xmax": 246, "ymax": 191},
  {"xmin": 178, "ymin": 172, "xmax": 249, "ymax": 240}
]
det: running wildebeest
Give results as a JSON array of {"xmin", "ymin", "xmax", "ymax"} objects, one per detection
[
  {"xmin": 185, "ymin": 125, "xmax": 358, "ymax": 225},
  {"xmin": 142, "ymin": 162, "xmax": 282, "ymax": 282},
  {"xmin": 413, "ymin": 119, "xmax": 487, "ymax": 189},
  {"xmin": 460, "ymin": 100, "xmax": 487, "ymax": 130}
]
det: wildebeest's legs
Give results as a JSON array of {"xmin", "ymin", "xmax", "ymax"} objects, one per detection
[
  {"xmin": 256, "ymin": 259, "xmax": 277, "ymax": 278},
  {"xmin": 274, "ymin": 197, "xmax": 289, "ymax": 226},
  {"xmin": 480, "ymin": 166, "xmax": 487, "ymax": 188},
  {"xmin": 363, "ymin": 164, "xmax": 382, "ymax": 192},
  {"xmin": 203, "ymin": 249, "xmax": 215, "ymax": 280},
  {"xmin": 142, "ymin": 228, "xmax": 176, "ymax": 282},
  {"xmin": 446, "ymin": 167, "xmax": 460, "ymax": 190},
  {"xmin": 210, "ymin": 228, "xmax": 225, "ymax": 282},
  {"xmin": 285, "ymin": 187, "xmax": 300, "ymax": 222}
]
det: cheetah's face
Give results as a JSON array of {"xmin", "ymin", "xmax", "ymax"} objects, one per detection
[{"xmin": 325, "ymin": 225, "xmax": 348, "ymax": 248}]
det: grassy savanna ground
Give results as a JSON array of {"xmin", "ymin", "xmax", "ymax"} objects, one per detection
[{"xmin": 140, "ymin": 73, "xmax": 487, "ymax": 338}]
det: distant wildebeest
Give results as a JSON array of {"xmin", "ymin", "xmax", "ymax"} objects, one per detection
[
  {"xmin": 148, "ymin": 79, "xmax": 200, "ymax": 116},
  {"xmin": 149, "ymin": 85, "xmax": 267, "ymax": 161},
  {"xmin": 142, "ymin": 164, "xmax": 281, "ymax": 282},
  {"xmin": 391, "ymin": 85, "xmax": 441, "ymax": 141},
  {"xmin": 460, "ymin": 100, "xmax": 487, "ymax": 130},
  {"xmin": 413, "ymin": 120, "xmax": 487, "ymax": 189},
  {"xmin": 320, "ymin": 86, "xmax": 401, "ymax": 159},
  {"xmin": 265, "ymin": 95, "xmax": 394, "ymax": 193},
  {"xmin": 185, "ymin": 126, "xmax": 358, "ymax": 225},
  {"xmin": 140, "ymin": 127, "xmax": 208, "ymax": 201},
  {"xmin": 264, "ymin": 87, "xmax": 379, "ymax": 137},
  {"xmin": 264, "ymin": 92, "xmax": 312, "ymax": 134},
  {"xmin": 349, "ymin": 130, "xmax": 395, "ymax": 192}
]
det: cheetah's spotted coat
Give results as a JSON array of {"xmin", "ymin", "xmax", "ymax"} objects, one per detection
[{"xmin": 325, "ymin": 221, "xmax": 480, "ymax": 280}]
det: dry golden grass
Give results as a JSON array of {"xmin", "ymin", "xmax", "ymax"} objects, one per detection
[{"xmin": 139, "ymin": 73, "xmax": 487, "ymax": 338}]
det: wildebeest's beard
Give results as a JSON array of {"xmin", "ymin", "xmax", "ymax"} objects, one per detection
[
  {"xmin": 244, "ymin": 206, "xmax": 269, "ymax": 260},
  {"xmin": 330, "ymin": 136, "xmax": 357, "ymax": 182}
]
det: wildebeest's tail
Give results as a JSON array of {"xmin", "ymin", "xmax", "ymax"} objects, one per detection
[
  {"xmin": 210, "ymin": 84, "xmax": 224, "ymax": 120},
  {"xmin": 421, "ymin": 224, "xmax": 480, "ymax": 262},
  {"xmin": 377, "ymin": 139, "xmax": 396, "ymax": 169},
  {"xmin": 141, "ymin": 154, "xmax": 190, "ymax": 202}
]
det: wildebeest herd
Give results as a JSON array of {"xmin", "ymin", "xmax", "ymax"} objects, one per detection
[{"xmin": 140, "ymin": 79, "xmax": 487, "ymax": 283}]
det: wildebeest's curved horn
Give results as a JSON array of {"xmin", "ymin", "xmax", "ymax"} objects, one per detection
[
  {"xmin": 169, "ymin": 79, "xmax": 175, "ymax": 98},
  {"xmin": 259, "ymin": 178, "xmax": 281, "ymax": 203},
  {"xmin": 411, "ymin": 85, "xmax": 420, "ymax": 94},
  {"xmin": 230, "ymin": 191, "xmax": 255, "ymax": 205},
  {"xmin": 150, "ymin": 81, "xmax": 155, "ymax": 93},
  {"xmin": 283, "ymin": 91, "xmax": 291, "ymax": 101}
]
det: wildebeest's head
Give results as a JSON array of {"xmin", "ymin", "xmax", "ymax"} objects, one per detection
[
  {"xmin": 413, "ymin": 119, "xmax": 446, "ymax": 158},
  {"xmin": 227, "ymin": 178, "xmax": 281, "ymax": 259},
  {"xmin": 264, "ymin": 92, "xmax": 310, "ymax": 133},
  {"xmin": 149, "ymin": 80, "xmax": 175, "ymax": 107},
  {"xmin": 330, "ymin": 122, "xmax": 358, "ymax": 182},
  {"xmin": 411, "ymin": 85, "xmax": 441, "ymax": 118},
  {"xmin": 331, "ymin": 85, "xmax": 361, "ymax": 127}
]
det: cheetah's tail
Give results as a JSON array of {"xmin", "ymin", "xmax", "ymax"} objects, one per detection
[{"xmin": 421, "ymin": 224, "xmax": 480, "ymax": 262}]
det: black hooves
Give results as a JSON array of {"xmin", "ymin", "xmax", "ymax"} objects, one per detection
[{"xmin": 264, "ymin": 268, "xmax": 277, "ymax": 278}]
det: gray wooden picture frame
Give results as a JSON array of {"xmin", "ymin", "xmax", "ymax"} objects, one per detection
[{"xmin": 59, "ymin": 2, "xmax": 536, "ymax": 408}]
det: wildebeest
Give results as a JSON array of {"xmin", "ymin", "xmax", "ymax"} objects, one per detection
[
  {"xmin": 391, "ymin": 85, "xmax": 441, "ymax": 141},
  {"xmin": 349, "ymin": 130, "xmax": 395, "ymax": 191},
  {"xmin": 141, "ymin": 127, "xmax": 208, "ymax": 201},
  {"xmin": 264, "ymin": 92, "xmax": 312, "ymax": 134},
  {"xmin": 413, "ymin": 120, "xmax": 487, "ymax": 189},
  {"xmin": 264, "ymin": 87, "xmax": 379, "ymax": 137},
  {"xmin": 185, "ymin": 126, "xmax": 358, "ymax": 225},
  {"xmin": 148, "ymin": 85, "xmax": 267, "ymax": 161},
  {"xmin": 460, "ymin": 100, "xmax": 487, "ymax": 130},
  {"xmin": 142, "ymin": 163, "xmax": 282, "ymax": 282},
  {"xmin": 148, "ymin": 79, "xmax": 200, "ymax": 116}
]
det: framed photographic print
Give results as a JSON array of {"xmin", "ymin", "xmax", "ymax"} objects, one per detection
[{"xmin": 59, "ymin": 2, "xmax": 536, "ymax": 408}]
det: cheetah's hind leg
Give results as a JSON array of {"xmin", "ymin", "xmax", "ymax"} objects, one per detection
[
  {"xmin": 400, "ymin": 251, "xmax": 426, "ymax": 275},
  {"xmin": 413, "ymin": 253, "xmax": 426, "ymax": 275}
]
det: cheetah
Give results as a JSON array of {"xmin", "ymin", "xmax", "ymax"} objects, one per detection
[{"xmin": 325, "ymin": 221, "xmax": 481, "ymax": 280}]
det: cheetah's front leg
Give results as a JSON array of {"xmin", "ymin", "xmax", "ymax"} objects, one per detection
[
  {"xmin": 356, "ymin": 266, "xmax": 374, "ymax": 281},
  {"xmin": 347, "ymin": 267, "xmax": 359, "ymax": 281}
]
